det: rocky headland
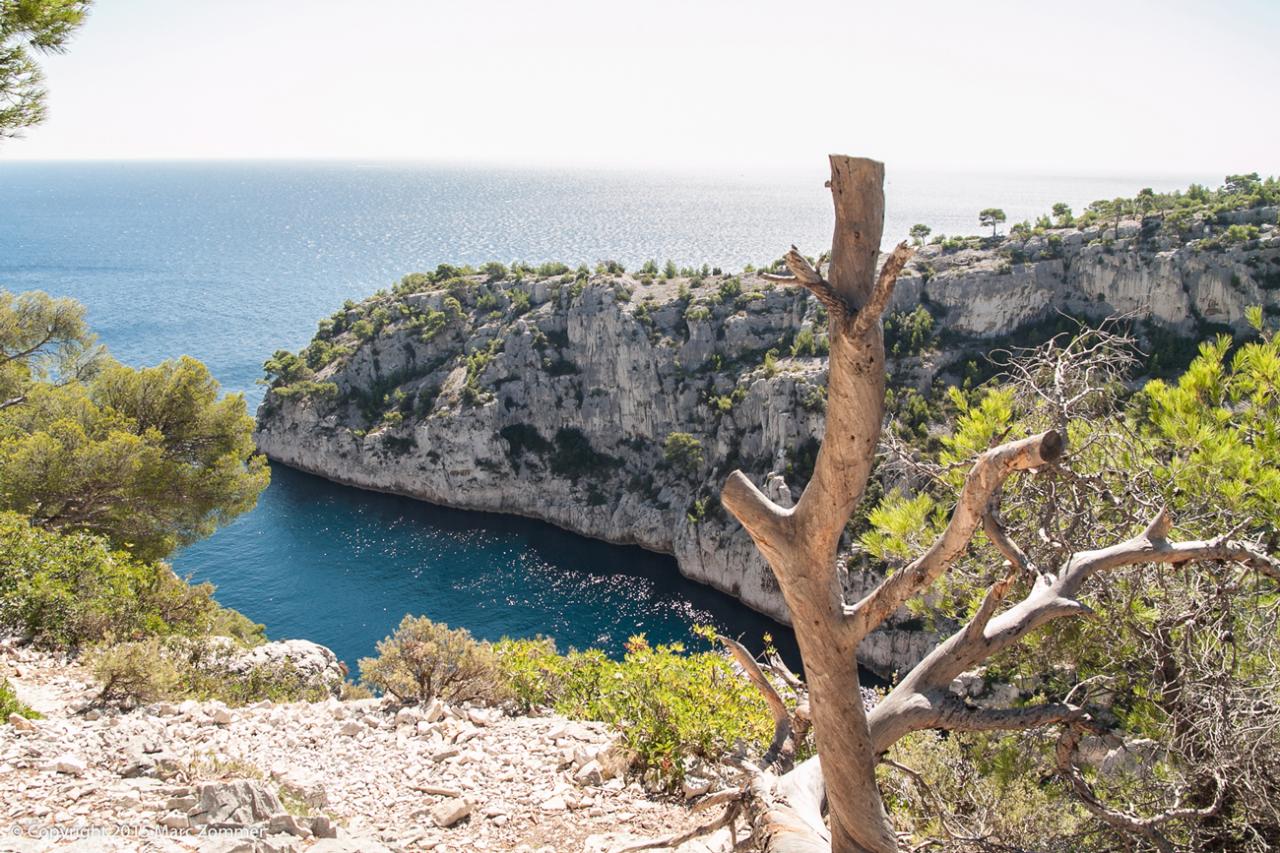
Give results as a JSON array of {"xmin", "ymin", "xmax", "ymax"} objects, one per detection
[{"xmin": 254, "ymin": 205, "xmax": 1280, "ymax": 676}]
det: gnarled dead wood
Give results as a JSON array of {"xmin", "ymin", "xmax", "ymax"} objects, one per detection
[
  {"xmin": 847, "ymin": 429, "xmax": 1063, "ymax": 637},
  {"xmin": 724, "ymin": 155, "xmax": 906, "ymax": 853},
  {"xmin": 718, "ymin": 635, "xmax": 795, "ymax": 770}
]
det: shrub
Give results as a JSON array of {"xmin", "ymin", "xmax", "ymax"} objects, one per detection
[
  {"xmin": 880, "ymin": 730, "xmax": 1092, "ymax": 849},
  {"xmin": 536, "ymin": 261, "xmax": 570, "ymax": 277},
  {"xmin": 393, "ymin": 273, "xmax": 433, "ymax": 295},
  {"xmin": 350, "ymin": 318, "xmax": 375, "ymax": 340},
  {"xmin": 884, "ymin": 305, "xmax": 935, "ymax": 356},
  {"xmin": 491, "ymin": 634, "xmax": 780, "ymax": 789},
  {"xmin": 492, "ymin": 636, "xmax": 564, "ymax": 711},
  {"xmin": 1224, "ymin": 223, "xmax": 1260, "ymax": 243},
  {"xmin": 412, "ymin": 308, "xmax": 450, "ymax": 342},
  {"xmin": 88, "ymin": 636, "xmax": 334, "ymax": 708},
  {"xmin": 791, "ymin": 327, "xmax": 820, "ymax": 357},
  {"xmin": 271, "ymin": 380, "xmax": 338, "ymax": 400},
  {"xmin": 89, "ymin": 637, "xmax": 183, "ymax": 706},
  {"xmin": 684, "ymin": 304, "xmax": 711, "ymax": 323},
  {"xmin": 359, "ymin": 615, "xmax": 506, "ymax": 705},
  {"xmin": 663, "ymin": 432, "xmax": 704, "ymax": 476},
  {"xmin": 0, "ymin": 513, "xmax": 265, "ymax": 650}
]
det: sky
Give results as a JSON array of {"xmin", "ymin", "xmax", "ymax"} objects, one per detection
[{"xmin": 5, "ymin": 0, "xmax": 1279, "ymax": 174}]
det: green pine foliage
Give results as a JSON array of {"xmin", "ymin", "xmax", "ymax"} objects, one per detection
[
  {"xmin": 0, "ymin": 354, "xmax": 269, "ymax": 560},
  {"xmin": 663, "ymin": 431, "xmax": 704, "ymax": 476},
  {"xmin": 0, "ymin": 0, "xmax": 91, "ymax": 140}
]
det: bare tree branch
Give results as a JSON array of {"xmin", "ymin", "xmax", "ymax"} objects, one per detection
[
  {"xmin": 719, "ymin": 635, "xmax": 795, "ymax": 770},
  {"xmin": 848, "ymin": 242, "xmax": 913, "ymax": 340},
  {"xmin": 1055, "ymin": 724, "xmax": 1226, "ymax": 853},
  {"xmin": 848, "ymin": 430, "xmax": 1064, "ymax": 636},
  {"xmin": 762, "ymin": 245, "xmax": 850, "ymax": 320}
]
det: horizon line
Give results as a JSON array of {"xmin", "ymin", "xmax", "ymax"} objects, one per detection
[{"xmin": 0, "ymin": 155, "xmax": 1240, "ymax": 182}]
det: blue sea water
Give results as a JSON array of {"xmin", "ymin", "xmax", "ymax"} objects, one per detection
[{"xmin": 0, "ymin": 161, "xmax": 1210, "ymax": 670}]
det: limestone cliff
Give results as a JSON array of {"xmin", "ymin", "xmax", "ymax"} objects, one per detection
[{"xmin": 254, "ymin": 211, "xmax": 1280, "ymax": 676}]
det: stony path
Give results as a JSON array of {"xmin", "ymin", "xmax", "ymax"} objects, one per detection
[{"xmin": 0, "ymin": 645, "xmax": 711, "ymax": 852}]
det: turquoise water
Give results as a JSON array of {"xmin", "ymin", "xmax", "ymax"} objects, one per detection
[{"xmin": 0, "ymin": 161, "xmax": 1208, "ymax": 669}]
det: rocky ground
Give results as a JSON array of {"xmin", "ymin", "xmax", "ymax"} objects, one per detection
[{"xmin": 0, "ymin": 643, "xmax": 717, "ymax": 852}]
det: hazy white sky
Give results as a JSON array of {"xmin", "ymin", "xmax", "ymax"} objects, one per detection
[{"xmin": 5, "ymin": 0, "xmax": 1278, "ymax": 173}]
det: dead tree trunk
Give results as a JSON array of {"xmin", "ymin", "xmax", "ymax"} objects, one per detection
[
  {"xmin": 715, "ymin": 156, "xmax": 1279, "ymax": 853},
  {"xmin": 723, "ymin": 155, "xmax": 905, "ymax": 853}
]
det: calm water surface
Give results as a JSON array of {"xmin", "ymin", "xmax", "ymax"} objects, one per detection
[{"xmin": 0, "ymin": 162, "xmax": 1210, "ymax": 668}]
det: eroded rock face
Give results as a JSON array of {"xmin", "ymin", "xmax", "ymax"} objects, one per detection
[{"xmin": 255, "ymin": 224, "xmax": 1280, "ymax": 676}]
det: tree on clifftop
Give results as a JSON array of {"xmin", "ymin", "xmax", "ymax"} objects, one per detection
[
  {"xmin": 979, "ymin": 206, "xmax": 1006, "ymax": 236},
  {"xmin": 0, "ymin": 0, "xmax": 91, "ymax": 140},
  {"xmin": 907, "ymin": 223, "xmax": 930, "ymax": 247}
]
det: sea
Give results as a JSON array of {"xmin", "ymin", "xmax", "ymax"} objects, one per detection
[{"xmin": 0, "ymin": 161, "xmax": 1212, "ymax": 671}]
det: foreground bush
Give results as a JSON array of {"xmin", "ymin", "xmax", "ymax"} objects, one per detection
[
  {"xmin": 89, "ymin": 637, "xmax": 332, "ymax": 708},
  {"xmin": 357, "ymin": 616, "xmax": 783, "ymax": 789},
  {"xmin": 879, "ymin": 730, "xmax": 1099, "ymax": 849},
  {"xmin": 0, "ymin": 512, "xmax": 264, "ymax": 649},
  {"xmin": 359, "ymin": 615, "xmax": 506, "ymax": 705},
  {"xmin": 495, "ymin": 633, "xmax": 780, "ymax": 788}
]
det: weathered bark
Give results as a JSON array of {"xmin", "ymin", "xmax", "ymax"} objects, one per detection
[{"xmin": 722, "ymin": 155, "xmax": 905, "ymax": 853}]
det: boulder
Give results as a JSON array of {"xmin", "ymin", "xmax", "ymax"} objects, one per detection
[
  {"xmin": 268, "ymin": 812, "xmax": 311, "ymax": 838},
  {"xmin": 187, "ymin": 779, "xmax": 283, "ymax": 828},
  {"xmin": 430, "ymin": 797, "xmax": 473, "ymax": 828},
  {"xmin": 221, "ymin": 639, "xmax": 346, "ymax": 697},
  {"xmin": 43, "ymin": 753, "xmax": 86, "ymax": 776},
  {"xmin": 308, "ymin": 815, "xmax": 338, "ymax": 839},
  {"xmin": 274, "ymin": 770, "xmax": 328, "ymax": 810},
  {"xmin": 573, "ymin": 760, "xmax": 604, "ymax": 787},
  {"xmin": 7, "ymin": 713, "xmax": 36, "ymax": 732}
]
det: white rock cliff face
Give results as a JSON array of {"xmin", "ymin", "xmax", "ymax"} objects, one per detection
[{"xmin": 255, "ymin": 223, "xmax": 1280, "ymax": 676}]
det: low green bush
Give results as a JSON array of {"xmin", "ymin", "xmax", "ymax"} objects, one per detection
[
  {"xmin": 492, "ymin": 632, "xmax": 780, "ymax": 789},
  {"xmin": 663, "ymin": 432, "xmax": 704, "ymax": 475},
  {"xmin": 359, "ymin": 615, "xmax": 506, "ymax": 705},
  {"xmin": 880, "ymin": 730, "xmax": 1095, "ymax": 848},
  {"xmin": 359, "ymin": 615, "xmax": 784, "ymax": 790},
  {"xmin": 0, "ymin": 513, "xmax": 264, "ymax": 650},
  {"xmin": 89, "ymin": 636, "xmax": 332, "ymax": 708}
]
